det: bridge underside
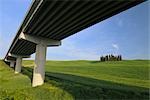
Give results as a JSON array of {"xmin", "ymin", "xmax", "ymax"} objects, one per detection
[
  {"xmin": 5, "ymin": 0, "xmax": 144, "ymax": 61},
  {"xmin": 4, "ymin": 0, "xmax": 145, "ymax": 87}
]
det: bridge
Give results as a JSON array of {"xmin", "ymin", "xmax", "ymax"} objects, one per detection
[{"xmin": 4, "ymin": 0, "xmax": 145, "ymax": 87}]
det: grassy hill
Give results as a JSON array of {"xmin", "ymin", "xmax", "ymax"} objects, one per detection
[{"xmin": 0, "ymin": 60, "xmax": 149, "ymax": 100}]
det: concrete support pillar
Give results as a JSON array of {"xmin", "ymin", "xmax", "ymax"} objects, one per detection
[
  {"xmin": 32, "ymin": 44, "xmax": 47, "ymax": 87},
  {"xmin": 10, "ymin": 61, "xmax": 15, "ymax": 67},
  {"xmin": 15, "ymin": 57, "xmax": 22, "ymax": 74},
  {"xmin": 19, "ymin": 32, "xmax": 60, "ymax": 87}
]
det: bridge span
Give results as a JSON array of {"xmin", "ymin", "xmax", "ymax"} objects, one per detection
[{"xmin": 4, "ymin": 0, "xmax": 145, "ymax": 87}]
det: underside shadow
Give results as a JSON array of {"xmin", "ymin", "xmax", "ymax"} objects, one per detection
[{"xmin": 22, "ymin": 67, "xmax": 149, "ymax": 100}]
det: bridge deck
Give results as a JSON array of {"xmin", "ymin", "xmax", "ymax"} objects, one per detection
[{"xmin": 4, "ymin": 0, "xmax": 145, "ymax": 61}]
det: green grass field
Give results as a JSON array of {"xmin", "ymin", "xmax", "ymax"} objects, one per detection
[{"xmin": 0, "ymin": 60, "xmax": 149, "ymax": 100}]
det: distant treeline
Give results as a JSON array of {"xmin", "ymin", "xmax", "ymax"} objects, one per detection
[{"xmin": 100, "ymin": 54, "xmax": 122, "ymax": 61}]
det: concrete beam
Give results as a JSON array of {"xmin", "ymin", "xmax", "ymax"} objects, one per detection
[
  {"xmin": 4, "ymin": 59, "xmax": 15, "ymax": 62},
  {"xmin": 32, "ymin": 43, "xmax": 47, "ymax": 87},
  {"xmin": 15, "ymin": 57, "xmax": 22, "ymax": 74},
  {"xmin": 19, "ymin": 32, "xmax": 61, "ymax": 46},
  {"xmin": 8, "ymin": 53, "xmax": 30, "ymax": 58}
]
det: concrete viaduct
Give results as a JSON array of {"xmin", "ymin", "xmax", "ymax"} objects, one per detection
[{"xmin": 4, "ymin": 0, "xmax": 145, "ymax": 87}]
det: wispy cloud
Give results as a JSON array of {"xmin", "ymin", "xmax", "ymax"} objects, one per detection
[
  {"xmin": 112, "ymin": 44, "xmax": 119, "ymax": 50},
  {"xmin": 118, "ymin": 19, "xmax": 123, "ymax": 27},
  {"xmin": 116, "ymin": 17, "xmax": 123, "ymax": 27},
  {"xmin": 47, "ymin": 40, "xmax": 99, "ymax": 60}
]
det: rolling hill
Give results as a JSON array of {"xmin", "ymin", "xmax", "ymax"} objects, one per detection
[{"xmin": 0, "ymin": 60, "xmax": 149, "ymax": 100}]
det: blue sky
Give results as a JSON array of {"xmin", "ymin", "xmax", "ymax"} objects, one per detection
[{"xmin": 0, "ymin": 0, "xmax": 149, "ymax": 60}]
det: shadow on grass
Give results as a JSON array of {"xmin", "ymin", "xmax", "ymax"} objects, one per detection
[{"xmin": 22, "ymin": 67, "xmax": 149, "ymax": 100}]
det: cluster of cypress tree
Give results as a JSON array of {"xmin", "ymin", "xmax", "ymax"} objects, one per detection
[{"xmin": 100, "ymin": 54, "xmax": 122, "ymax": 62}]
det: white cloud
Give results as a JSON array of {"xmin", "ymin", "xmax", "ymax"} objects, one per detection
[
  {"xmin": 116, "ymin": 17, "xmax": 123, "ymax": 27},
  {"xmin": 46, "ymin": 40, "xmax": 99, "ymax": 60},
  {"xmin": 112, "ymin": 44, "xmax": 119, "ymax": 50}
]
